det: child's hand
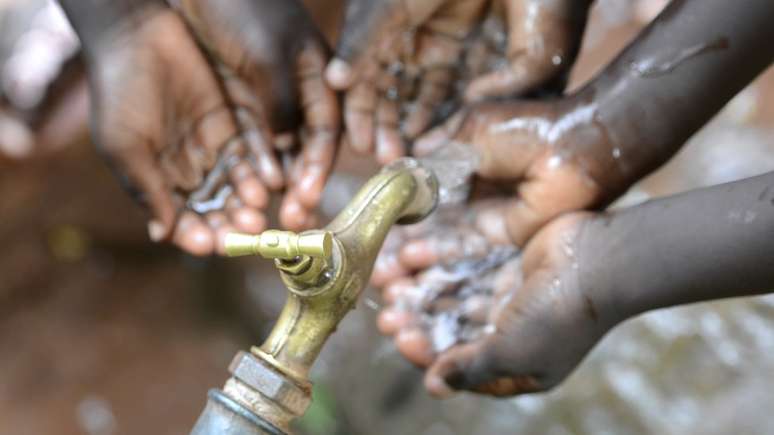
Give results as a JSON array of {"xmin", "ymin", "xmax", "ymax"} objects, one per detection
[
  {"xmin": 414, "ymin": 98, "xmax": 629, "ymax": 247},
  {"xmin": 376, "ymin": 211, "xmax": 615, "ymax": 398},
  {"xmin": 179, "ymin": 0, "xmax": 340, "ymax": 231},
  {"xmin": 325, "ymin": 0, "xmax": 590, "ymax": 164},
  {"xmin": 88, "ymin": 7, "xmax": 265, "ymax": 255},
  {"xmin": 422, "ymin": 213, "xmax": 612, "ymax": 397},
  {"xmin": 465, "ymin": 0, "xmax": 591, "ymax": 101}
]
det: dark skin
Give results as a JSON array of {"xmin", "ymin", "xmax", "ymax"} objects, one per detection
[
  {"xmin": 325, "ymin": 0, "xmax": 591, "ymax": 164},
  {"xmin": 178, "ymin": 0, "xmax": 340, "ymax": 231},
  {"xmin": 59, "ymin": 0, "xmax": 340, "ymax": 253},
  {"xmin": 59, "ymin": 0, "xmax": 265, "ymax": 255},
  {"xmin": 408, "ymin": 0, "xmax": 774, "ymax": 248},
  {"xmin": 427, "ymin": 171, "xmax": 774, "ymax": 397},
  {"xmin": 375, "ymin": 0, "xmax": 774, "ymax": 397}
]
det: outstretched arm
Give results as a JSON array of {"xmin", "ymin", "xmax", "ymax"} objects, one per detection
[
  {"xmin": 571, "ymin": 0, "xmax": 774, "ymax": 192},
  {"xmin": 583, "ymin": 172, "xmax": 774, "ymax": 324},
  {"xmin": 415, "ymin": 0, "xmax": 774, "ymax": 247},
  {"xmin": 422, "ymin": 170, "xmax": 774, "ymax": 397}
]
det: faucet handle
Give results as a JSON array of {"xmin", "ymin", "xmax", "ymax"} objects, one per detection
[{"xmin": 225, "ymin": 230, "xmax": 333, "ymax": 260}]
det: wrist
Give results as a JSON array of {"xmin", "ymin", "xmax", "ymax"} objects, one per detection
[
  {"xmin": 574, "ymin": 212, "xmax": 639, "ymax": 328},
  {"xmin": 549, "ymin": 92, "xmax": 635, "ymax": 204}
]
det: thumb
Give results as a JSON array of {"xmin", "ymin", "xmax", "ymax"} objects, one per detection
[{"xmin": 425, "ymin": 335, "xmax": 540, "ymax": 398}]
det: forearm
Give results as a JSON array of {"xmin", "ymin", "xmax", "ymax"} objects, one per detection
[
  {"xmin": 59, "ymin": 0, "xmax": 164, "ymax": 53},
  {"xmin": 581, "ymin": 171, "xmax": 774, "ymax": 325},
  {"xmin": 571, "ymin": 0, "xmax": 774, "ymax": 188}
]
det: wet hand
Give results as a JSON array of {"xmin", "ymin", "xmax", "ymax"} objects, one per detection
[
  {"xmin": 378, "ymin": 212, "xmax": 616, "ymax": 398},
  {"xmin": 179, "ymin": 0, "xmax": 340, "ymax": 231},
  {"xmin": 325, "ymin": 0, "xmax": 490, "ymax": 164},
  {"xmin": 464, "ymin": 0, "xmax": 591, "ymax": 101},
  {"xmin": 87, "ymin": 7, "xmax": 265, "ymax": 256},
  {"xmin": 415, "ymin": 98, "xmax": 627, "ymax": 247}
]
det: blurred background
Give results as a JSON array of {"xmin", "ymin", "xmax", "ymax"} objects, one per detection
[{"xmin": 1, "ymin": 0, "xmax": 773, "ymax": 434}]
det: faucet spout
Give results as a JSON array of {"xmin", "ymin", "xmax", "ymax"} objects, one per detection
[
  {"xmin": 260, "ymin": 159, "xmax": 438, "ymax": 378},
  {"xmin": 192, "ymin": 159, "xmax": 438, "ymax": 435}
]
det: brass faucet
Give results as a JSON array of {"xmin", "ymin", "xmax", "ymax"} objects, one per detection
[{"xmin": 191, "ymin": 159, "xmax": 439, "ymax": 435}]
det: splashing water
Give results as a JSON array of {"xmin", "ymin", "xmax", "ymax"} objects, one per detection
[
  {"xmin": 187, "ymin": 147, "xmax": 241, "ymax": 214},
  {"xmin": 417, "ymin": 141, "xmax": 481, "ymax": 206},
  {"xmin": 398, "ymin": 246, "xmax": 521, "ymax": 353}
]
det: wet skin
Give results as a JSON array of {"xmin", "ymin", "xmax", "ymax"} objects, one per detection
[
  {"xmin": 380, "ymin": 171, "xmax": 774, "ymax": 398},
  {"xmin": 375, "ymin": 0, "xmax": 774, "ymax": 396},
  {"xmin": 325, "ymin": 0, "xmax": 591, "ymax": 165},
  {"xmin": 178, "ymin": 0, "xmax": 340, "ymax": 231},
  {"xmin": 59, "ymin": 0, "xmax": 269, "ymax": 255},
  {"xmin": 409, "ymin": 0, "xmax": 774, "ymax": 249}
]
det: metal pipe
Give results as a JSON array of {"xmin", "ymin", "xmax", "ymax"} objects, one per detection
[
  {"xmin": 190, "ymin": 159, "xmax": 439, "ymax": 434},
  {"xmin": 191, "ymin": 390, "xmax": 285, "ymax": 435}
]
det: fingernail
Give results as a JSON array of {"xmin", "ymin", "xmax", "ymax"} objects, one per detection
[
  {"xmin": 376, "ymin": 129, "xmax": 403, "ymax": 165},
  {"xmin": 0, "ymin": 114, "xmax": 33, "ymax": 159},
  {"xmin": 325, "ymin": 59, "xmax": 353, "ymax": 89},
  {"xmin": 147, "ymin": 220, "xmax": 168, "ymax": 242}
]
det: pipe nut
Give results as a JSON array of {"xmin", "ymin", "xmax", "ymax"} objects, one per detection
[{"xmin": 228, "ymin": 351, "xmax": 311, "ymax": 417}]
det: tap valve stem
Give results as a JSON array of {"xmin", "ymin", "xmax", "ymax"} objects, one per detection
[{"xmin": 225, "ymin": 230, "xmax": 333, "ymax": 260}]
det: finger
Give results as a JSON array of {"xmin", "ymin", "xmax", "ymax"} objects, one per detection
[
  {"xmin": 421, "ymin": 0, "xmax": 489, "ymax": 39},
  {"xmin": 229, "ymin": 161, "xmax": 269, "ymax": 209},
  {"xmin": 327, "ymin": 0, "xmax": 447, "ymax": 88},
  {"xmin": 205, "ymin": 211, "xmax": 237, "ymax": 256},
  {"xmin": 377, "ymin": 308, "xmax": 418, "ymax": 336},
  {"xmin": 458, "ymin": 295, "xmax": 494, "ymax": 324},
  {"xmin": 399, "ymin": 230, "xmax": 489, "ymax": 270},
  {"xmin": 0, "ymin": 111, "xmax": 33, "ymax": 159},
  {"xmin": 383, "ymin": 277, "xmax": 418, "ymax": 304},
  {"xmin": 195, "ymin": 106, "xmax": 237, "ymax": 169},
  {"xmin": 108, "ymin": 141, "xmax": 178, "ymax": 243},
  {"xmin": 464, "ymin": 0, "xmax": 587, "ymax": 102},
  {"xmin": 375, "ymin": 97, "xmax": 404, "ymax": 165},
  {"xmin": 221, "ymin": 51, "xmax": 300, "ymax": 134},
  {"xmin": 371, "ymin": 252, "xmax": 409, "ymax": 288},
  {"xmin": 325, "ymin": 0, "xmax": 389, "ymax": 89},
  {"xmin": 425, "ymin": 337, "xmax": 540, "ymax": 398},
  {"xmin": 279, "ymin": 190, "xmax": 312, "ymax": 232},
  {"xmin": 344, "ymin": 82, "xmax": 378, "ymax": 154},
  {"xmin": 274, "ymin": 133, "xmax": 296, "ymax": 152},
  {"xmin": 504, "ymin": 156, "xmax": 600, "ymax": 247},
  {"xmin": 159, "ymin": 137, "xmax": 199, "ymax": 191},
  {"xmin": 234, "ymin": 107, "xmax": 285, "ymax": 191},
  {"xmin": 229, "ymin": 207, "xmax": 267, "ymax": 234},
  {"xmin": 473, "ymin": 202, "xmax": 514, "ymax": 245},
  {"xmin": 413, "ymin": 109, "xmax": 470, "ymax": 156},
  {"xmin": 402, "ymin": 68, "xmax": 453, "ymax": 139},
  {"xmin": 173, "ymin": 211, "xmax": 215, "ymax": 256},
  {"xmin": 396, "ymin": 327, "xmax": 436, "ymax": 368},
  {"xmin": 296, "ymin": 44, "xmax": 340, "ymax": 209}
]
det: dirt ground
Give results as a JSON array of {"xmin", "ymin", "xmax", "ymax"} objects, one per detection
[{"xmin": 1, "ymin": 1, "xmax": 774, "ymax": 434}]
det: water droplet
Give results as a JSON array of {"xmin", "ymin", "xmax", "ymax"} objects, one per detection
[
  {"xmin": 364, "ymin": 298, "xmax": 381, "ymax": 311},
  {"xmin": 547, "ymin": 155, "xmax": 563, "ymax": 169}
]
